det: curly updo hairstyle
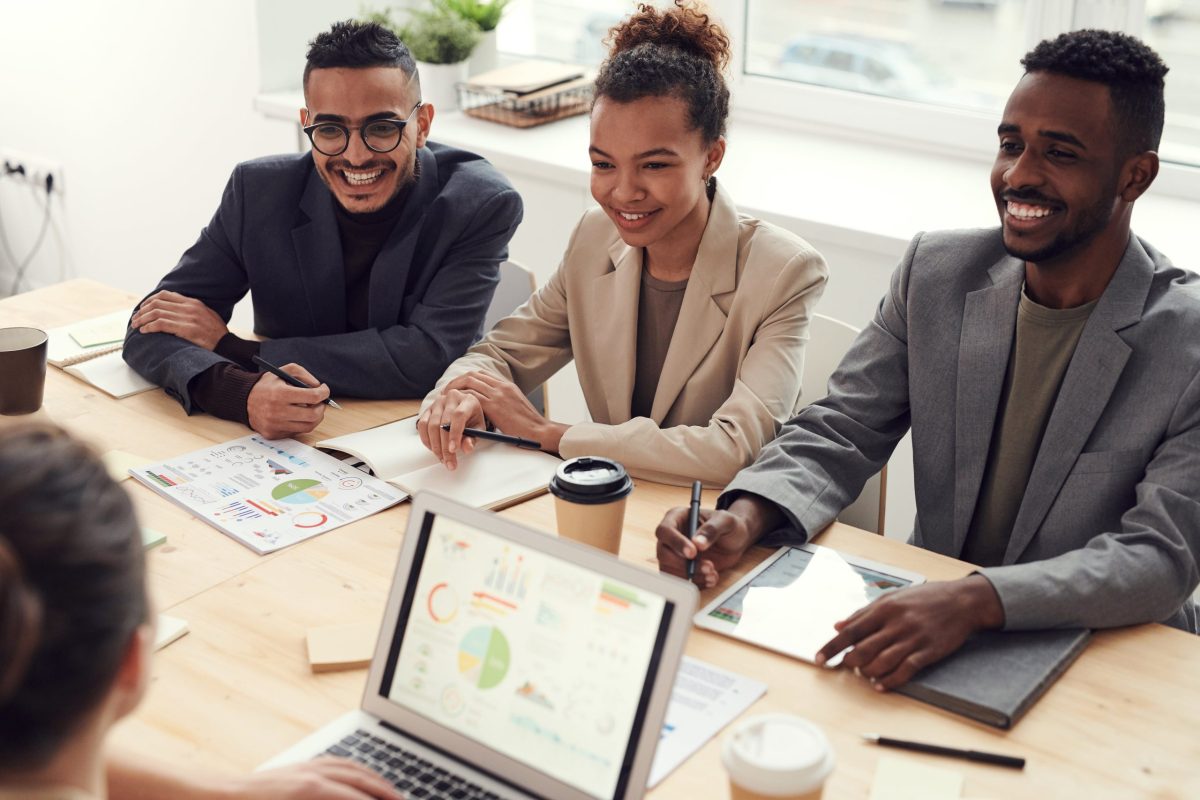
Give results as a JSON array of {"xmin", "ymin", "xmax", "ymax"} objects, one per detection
[
  {"xmin": 0, "ymin": 425, "xmax": 147, "ymax": 771},
  {"xmin": 1021, "ymin": 29, "xmax": 1168, "ymax": 156},
  {"xmin": 594, "ymin": 1, "xmax": 732, "ymax": 144}
]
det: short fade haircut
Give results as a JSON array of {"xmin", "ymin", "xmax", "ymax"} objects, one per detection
[
  {"xmin": 303, "ymin": 19, "xmax": 418, "ymax": 91},
  {"xmin": 1021, "ymin": 29, "xmax": 1168, "ymax": 156}
]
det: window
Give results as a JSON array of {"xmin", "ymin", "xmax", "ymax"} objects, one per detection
[
  {"xmin": 496, "ymin": 0, "xmax": 1200, "ymax": 178},
  {"xmin": 1139, "ymin": 2, "xmax": 1200, "ymax": 166},
  {"xmin": 745, "ymin": 0, "xmax": 1027, "ymax": 114},
  {"xmin": 496, "ymin": 0, "xmax": 631, "ymax": 66}
]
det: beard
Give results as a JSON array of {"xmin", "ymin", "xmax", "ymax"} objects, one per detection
[
  {"xmin": 1000, "ymin": 191, "xmax": 1116, "ymax": 265},
  {"xmin": 319, "ymin": 150, "xmax": 419, "ymax": 213}
]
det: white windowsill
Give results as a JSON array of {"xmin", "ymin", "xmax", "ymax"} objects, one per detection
[{"xmin": 256, "ymin": 89, "xmax": 1198, "ymax": 268}]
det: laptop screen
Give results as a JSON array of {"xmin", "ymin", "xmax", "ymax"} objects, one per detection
[{"xmin": 379, "ymin": 510, "xmax": 674, "ymax": 799}]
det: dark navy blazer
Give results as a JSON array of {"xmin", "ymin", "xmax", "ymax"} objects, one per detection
[{"xmin": 123, "ymin": 142, "xmax": 522, "ymax": 411}]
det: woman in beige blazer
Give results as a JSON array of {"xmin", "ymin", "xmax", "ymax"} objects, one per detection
[{"xmin": 418, "ymin": 1, "xmax": 828, "ymax": 486}]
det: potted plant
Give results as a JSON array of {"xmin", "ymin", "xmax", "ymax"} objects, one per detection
[
  {"xmin": 436, "ymin": 0, "xmax": 511, "ymax": 76},
  {"xmin": 363, "ymin": 6, "xmax": 481, "ymax": 112}
]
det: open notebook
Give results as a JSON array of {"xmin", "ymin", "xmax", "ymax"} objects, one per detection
[
  {"xmin": 316, "ymin": 416, "xmax": 561, "ymax": 511},
  {"xmin": 47, "ymin": 310, "xmax": 155, "ymax": 398}
]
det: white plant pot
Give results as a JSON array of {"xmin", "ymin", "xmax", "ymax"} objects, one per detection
[
  {"xmin": 416, "ymin": 60, "xmax": 469, "ymax": 113},
  {"xmin": 468, "ymin": 30, "xmax": 498, "ymax": 77}
]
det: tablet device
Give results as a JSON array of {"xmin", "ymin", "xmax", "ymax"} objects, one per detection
[{"xmin": 694, "ymin": 543, "xmax": 925, "ymax": 665}]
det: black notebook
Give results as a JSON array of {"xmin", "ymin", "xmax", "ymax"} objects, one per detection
[{"xmin": 896, "ymin": 628, "xmax": 1091, "ymax": 728}]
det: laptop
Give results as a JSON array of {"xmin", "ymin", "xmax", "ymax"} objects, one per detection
[{"xmin": 263, "ymin": 491, "xmax": 698, "ymax": 800}]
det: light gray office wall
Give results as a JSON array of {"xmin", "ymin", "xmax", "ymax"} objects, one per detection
[
  {"xmin": 0, "ymin": 1, "xmax": 356, "ymax": 299},
  {"xmin": 256, "ymin": 0, "xmax": 362, "ymax": 92}
]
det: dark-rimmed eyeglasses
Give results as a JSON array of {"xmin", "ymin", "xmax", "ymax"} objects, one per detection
[{"xmin": 302, "ymin": 101, "xmax": 423, "ymax": 157}]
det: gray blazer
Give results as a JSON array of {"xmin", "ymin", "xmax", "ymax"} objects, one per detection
[
  {"xmin": 724, "ymin": 229, "xmax": 1200, "ymax": 633},
  {"xmin": 123, "ymin": 143, "xmax": 522, "ymax": 412}
]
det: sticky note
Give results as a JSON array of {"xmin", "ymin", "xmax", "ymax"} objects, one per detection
[
  {"xmin": 69, "ymin": 315, "xmax": 128, "ymax": 348},
  {"xmin": 103, "ymin": 449, "xmax": 147, "ymax": 482},
  {"xmin": 869, "ymin": 755, "xmax": 963, "ymax": 800},
  {"xmin": 154, "ymin": 614, "xmax": 189, "ymax": 651},
  {"xmin": 141, "ymin": 527, "xmax": 166, "ymax": 550},
  {"xmin": 307, "ymin": 622, "xmax": 379, "ymax": 673}
]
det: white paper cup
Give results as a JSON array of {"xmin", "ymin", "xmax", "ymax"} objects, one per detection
[{"xmin": 722, "ymin": 714, "xmax": 835, "ymax": 799}]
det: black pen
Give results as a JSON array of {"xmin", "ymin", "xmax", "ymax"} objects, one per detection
[
  {"xmin": 862, "ymin": 734, "xmax": 1025, "ymax": 769},
  {"xmin": 440, "ymin": 424, "xmax": 541, "ymax": 450},
  {"xmin": 686, "ymin": 480, "xmax": 702, "ymax": 581},
  {"xmin": 251, "ymin": 355, "xmax": 342, "ymax": 409}
]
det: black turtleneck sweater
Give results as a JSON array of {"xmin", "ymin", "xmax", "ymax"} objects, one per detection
[{"xmin": 189, "ymin": 184, "xmax": 410, "ymax": 423}]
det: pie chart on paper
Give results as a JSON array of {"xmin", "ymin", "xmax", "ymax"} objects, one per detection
[
  {"xmin": 458, "ymin": 626, "xmax": 510, "ymax": 690},
  {"xmin": 271, "ymin": 478, "xmax": 330, "ymax": 504}
]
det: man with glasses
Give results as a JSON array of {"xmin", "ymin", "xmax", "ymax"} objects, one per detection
[{"xmin": 123, "ymin": 20, "xmax": 522, "ymax": 439}]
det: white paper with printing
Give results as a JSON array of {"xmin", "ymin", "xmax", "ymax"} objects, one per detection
[{"xmin": 129, "ymin": 435, "xmax": 403, "ymax": 553}]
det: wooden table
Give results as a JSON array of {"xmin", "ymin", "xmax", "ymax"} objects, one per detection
[{"xmin": 4, "ymin": 281, "xmax": 1199, "ymax": 798}]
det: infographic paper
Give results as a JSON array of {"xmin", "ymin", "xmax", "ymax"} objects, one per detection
[{"xmin": 130, "ymin": 435, "xmax": 403, "ymax": 553}]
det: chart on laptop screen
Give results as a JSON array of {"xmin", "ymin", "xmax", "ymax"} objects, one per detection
[{"xmin": 388, "ymin": 515, "xmax": 667, "ymax": 799}]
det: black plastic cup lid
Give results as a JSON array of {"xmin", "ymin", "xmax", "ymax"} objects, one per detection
[{"xmin": 548, "ymin": 456, "xmax": 633, "ymax": 505}]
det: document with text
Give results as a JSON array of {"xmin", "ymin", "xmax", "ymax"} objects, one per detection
[{"xmin": 648, "ymin": 656, "xmax": 767, "ymax": 787}]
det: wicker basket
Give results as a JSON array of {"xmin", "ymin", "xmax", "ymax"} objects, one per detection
[{"xmin": 456, "ymin": 76, "xmax": 593, "ymax": 128}]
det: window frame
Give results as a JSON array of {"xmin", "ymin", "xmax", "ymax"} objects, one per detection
[{"xmin": 709, "ymin": 0, "xmax": 1200, "ymax": 201}]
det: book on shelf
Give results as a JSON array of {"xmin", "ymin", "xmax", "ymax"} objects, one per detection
[
  {"xmin": 315, "ymin": 415, "xmax": 560, "ymax": 511},
  {"xmin": 461, "ymin": 61, "xmax": 586, "ymax": 95}
]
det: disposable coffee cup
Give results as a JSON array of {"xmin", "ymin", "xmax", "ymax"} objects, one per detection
[
  {"xmin": 548, "ymin": 456, "xmax": 633, "ymax": 554},
  {"xmin": 722, "ymin": 714, "xmax": 835, "ymax": 800},
  {"xmin": 0, "ymin": 327, "xmax": 49, "ymax": 415}
]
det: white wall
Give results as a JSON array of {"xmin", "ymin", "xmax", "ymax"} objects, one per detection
[{"xmin": 0, "ymin": 1, "xmax": 301, "ymax": 300}]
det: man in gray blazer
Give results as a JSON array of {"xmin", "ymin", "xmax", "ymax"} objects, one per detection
[
  {"xmin": 657, "ymin": 30, "xmax": 1199, "ymax": 688},
  {"xmin": 124, "ymin": 21, "xmax": 521, "ymax": 439}
]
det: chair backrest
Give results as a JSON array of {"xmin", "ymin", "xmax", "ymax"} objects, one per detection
[
  {"xmin": 483, "ymin": 261, "xmax": 545, "ymax": 415},
  {"xmin": 484, "ymin": 260, "xmax": 538, "ymax": 333},
  {"xmin": 800, "ymin": 313, "xmax": 887, "ymax": 534}
]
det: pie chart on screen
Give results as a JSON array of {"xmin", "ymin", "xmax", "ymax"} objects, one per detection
[
  {"xmin": 271, "ymin": 478, "xmax": 329, "ymax": 504},
  {"xmin": 458, "ymin": 626, "xmax": 510, "ymax": 690}
]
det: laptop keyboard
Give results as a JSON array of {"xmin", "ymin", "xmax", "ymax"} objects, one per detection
[{"xmin": 325, "ymin": 729, "xmax": 503, "ymax": 799}]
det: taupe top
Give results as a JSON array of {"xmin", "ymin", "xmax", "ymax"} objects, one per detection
[
  {"xmin": 962, "ymin": 289, "xmax": 1098, "ymax": 566},
  {"xmin": 631, "ymin": 269, "xmax": 689, "ymax": 419}
]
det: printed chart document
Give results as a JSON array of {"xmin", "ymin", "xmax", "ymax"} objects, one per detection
[
  {"xmin": 648, "ymin": 657, "xmax": 767, "ymax": 787},
  {"xmin": 130, "ymin": 435, "xmax": 403, "ymax": 554},
  {"xmin": 316, "ymin": 416, "xmax": 561, "ymax": 510}
]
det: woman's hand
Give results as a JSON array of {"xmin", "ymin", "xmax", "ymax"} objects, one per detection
[
  {"xmin": 446, "ymin": 371, "xmax": 568, "ymax": 454},
  {"xmin": 417, "ymin": 387, "xmax": 485, "ymax": 470}
]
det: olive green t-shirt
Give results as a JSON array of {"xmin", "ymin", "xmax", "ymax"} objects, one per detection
[
  {"xmin": 631, "ymin": 269, "xmax": 689, "ymax": 420},
  {"xmin": 961, "ymin": 289, "xmax": 1099, "ymax": 567}
]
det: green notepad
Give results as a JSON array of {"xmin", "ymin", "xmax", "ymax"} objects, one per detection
[
  {"xmin": 141, "ymin": 527, "xmax": 167, "ymax": 550},
  {"xmin": 68, "ymin": 313, "xmax": 128, "ymax": 348}
]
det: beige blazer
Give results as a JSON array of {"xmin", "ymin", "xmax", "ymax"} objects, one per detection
[{"xmin": 424, "ymin": 182, "xmax": 828, "ymax": 485}]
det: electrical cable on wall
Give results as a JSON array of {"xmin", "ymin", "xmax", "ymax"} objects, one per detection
[{"xmin": 0, "ymin": 172, "xmax": 55, "ymax": 295}]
